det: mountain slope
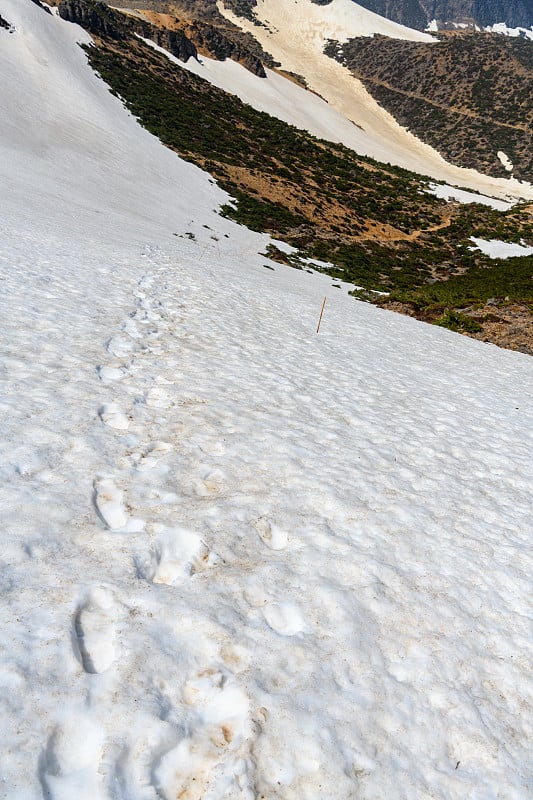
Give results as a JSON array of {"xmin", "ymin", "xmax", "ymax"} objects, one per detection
[
  {"xmin": 1, "ymin": 2, "xmax": 533, "ymax": 799},
  {"xmin": 326, "ymin": 30, "xmax": 533, "ymax": 182},
  {"xmin": 217, "ymin": 0, "xmax": 533, "ymax": 200},
  {"xmin": 32, "ymin": 0, "xmax": 533, "ymax": 350}
]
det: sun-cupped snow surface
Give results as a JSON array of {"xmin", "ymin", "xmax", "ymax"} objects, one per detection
[
  {"xmin": 218, "ymin": 0, "xmax": 533, "ymax": 202},
  {"xmin": 1, "ymin": 2, "xmax": 533, "ymax": 799}
]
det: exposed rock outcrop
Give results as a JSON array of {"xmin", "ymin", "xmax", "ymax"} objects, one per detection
[
  {"xmin": 132, "ymin": 18, "xmax": 198, "ymax": 61},
  {"xmin": 58, "ymin": 0, "xmax": 198, "ymax": 60},
  {"xmin": 58, "ymin": 0, "xmax": 129, "ymax": 38},
  {"xmin": 115, "ymin": 0, "xmax": 276, "ymax": 67},
  {"xmin": 0, "ymin": 14, "xmax": 11, "ymax": 29},
  {"xmin": 186, "ymin": 19, "xmax": 265, "ymax": 75},
  {"xmin": 57, "ymin": 0, "xmax": 266, "ymax": 72}
]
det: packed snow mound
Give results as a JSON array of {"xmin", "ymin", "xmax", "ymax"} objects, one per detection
[
  {"xmin": 219, "ymin": 0, "xmax": 533, "ymax": 201},
  {"xmin": 1, "ymin": 2, "xmax": 533, "ymax": 799}
]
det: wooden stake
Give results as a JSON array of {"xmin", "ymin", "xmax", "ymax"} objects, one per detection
[{"xmin": 316, "ymin": 296, "xmax": 327, "ymax": 333}]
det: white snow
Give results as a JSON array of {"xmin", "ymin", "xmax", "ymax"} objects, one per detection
[
  {"xmin": 498, "ymin": 150, "xmax": 514, "ymax": 172},
  {"xmin": 485, "ymin": 22, "xmax": 533, "ymax": 40},
  {"xmin": 219, "ymin": 0, "xmax": 533, "ymax": 202},
  {"xmin": 1, "ymin": 2, "xmax": 533, "ymax": 799},
  {"xmin": 426, "ymin": 182, "xmax": 515, "ymax": 210},
  {"xmin": 469, "ymin": 237, "xmax": 533, "ymax": 259}
]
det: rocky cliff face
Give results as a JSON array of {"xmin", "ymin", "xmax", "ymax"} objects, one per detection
[
  {"xmin": 312, "ymin": 0, "xmax": 532, "ymax": 29},
  {"xmin": 471, "ymin": 0, "xmax": 531, "ymax": 28},
  {"xmin": 58, "ymin": 0, "xmax": 197, "ymax": 62},
  {"xmin": 58, "ymin": 0, "xmax": 266, "ymax": 74},
  {"xmin": 185, "ymin": 20, "xmax": 266, "ymax": 75},
  {"xmin": 58, "ymin": 0, "xmax": 130, "ymax": 39},
  {"xmin": 130, "ymin": 18, "xmax": 198, "ymax": 61}
]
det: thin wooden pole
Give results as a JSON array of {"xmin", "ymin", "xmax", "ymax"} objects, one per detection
[{"xmin": 316, "ymin": 296, "xmax": 327, "ymax": 333}]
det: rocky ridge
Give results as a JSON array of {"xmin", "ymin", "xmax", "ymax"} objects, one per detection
[
  {"xmin": 112, "ymin": 0, "xmax": 275, "ymax": 67},
  {"xmin": 57, "ymin": 0, "xmax": 269, "ymax": 73}
]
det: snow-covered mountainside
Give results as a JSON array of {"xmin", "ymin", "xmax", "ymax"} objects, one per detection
[
  {"xmin": 219, "ymin": 0, "xmax": 533, "ymax": 200},
  {"xmin": 1, "ymin": 2, "xmax": 532, "ymax": 799}
]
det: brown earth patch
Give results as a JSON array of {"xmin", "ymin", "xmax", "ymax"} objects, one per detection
[{"xmin": 380, "ymin": 299, "xmax": 533, "ymax": 354}]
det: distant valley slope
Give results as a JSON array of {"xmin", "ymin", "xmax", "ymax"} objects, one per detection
[
  {"xmin": 162, "ymin": 0, "xmax": 533, "ymax": 30},
  {"xmin": 326, "ymin": 31, "xmax": 533, "ymax": 182}
]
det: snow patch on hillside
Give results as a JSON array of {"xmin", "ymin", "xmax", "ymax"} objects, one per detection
[
  {"xmin": 485, "ymin": 22, "xmax": 533, "ymax": 40},
  {"xmin": 469, "ymin": 237, "xmax": 533, "ymax": 258},
  {"xmin": 497, "ymin": 151, "xmax": 514, "ymax": 172},
  {"xmin": 426, "ymin": 182, "xmax": 514, "ymax": 210}
]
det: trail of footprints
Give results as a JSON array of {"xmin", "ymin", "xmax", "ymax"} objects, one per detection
[{"xmin": 49, "ymin": 267, "xmax": 301, "ymax": 798}]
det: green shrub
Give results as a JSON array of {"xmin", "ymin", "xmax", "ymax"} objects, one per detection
[{"xmin": 434, "ymin": 311, "xmax": 483, "ymax": 333}]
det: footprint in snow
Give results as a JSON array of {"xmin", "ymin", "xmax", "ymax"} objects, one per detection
[
  {"xmin": 144, "ymin": 386, "xmax": 172, "ymax": 409},
  {"xmin": 74, "ymin": 587, "xmax": 118, "ymax": 674},
  {"xmin": 93, "ymin": 477, "xmax": 144, "ymax": 532},
  {"xmin": 121, "ymin": 318, "xmax": 142, "ymax": 339},
  {"xmin": 154, "ymin": 668, "xmax": 251, "ymax": 800},
  {"xmin": 98, "ymin": 402, "xmax": 129, "ymax": 431},
  {"xmin": 106, "ymin": 334, "xmax": 134, "ymax": 358},
  {"xmin": 93, "ymin": 477, "xmax": 128, "ymax": 530},
  {"xmin": 132, "ymin": 441, "xmax": 172, "ymax": 472},
  {"xmin": 193, "ymin": 467, "xmax": 226, "ymax": 497},
  {"xmin": 137, "ymin": 275, "xmax": 154, "ymax": 290},
  {"xmin": 253, "ymin": 518, "xmax": 288, "ymax": 550},
  {"xmin": 96, "ymin": 364, "xmax": 124, "ymax": 383},
  {"xmin": 263, "ymin": 602, "xmax": 305, "ymax": 637},
  {"xmin": 148, "ymin": 527, "xmax": 217, "ymax": 585},
  {"xmin": 41, "ymin": 714, "xmax": 106, "ymax": 800}
]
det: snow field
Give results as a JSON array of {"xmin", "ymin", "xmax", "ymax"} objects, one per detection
[
  {"xmin": 3, "ymin": 218, "xmax": 532, "ymax": 797},
  {"xmin": 0, "ymin": 2, "xmax": 532, "ymax": 798},
  {"xmin": 485, "ymin": 22, "xmax": 533, "ymax": 41}
]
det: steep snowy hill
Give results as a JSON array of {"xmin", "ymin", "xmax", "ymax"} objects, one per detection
[{"xmin": 0, "ymin": 2, "xmax": 532, "ymax": 799}]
